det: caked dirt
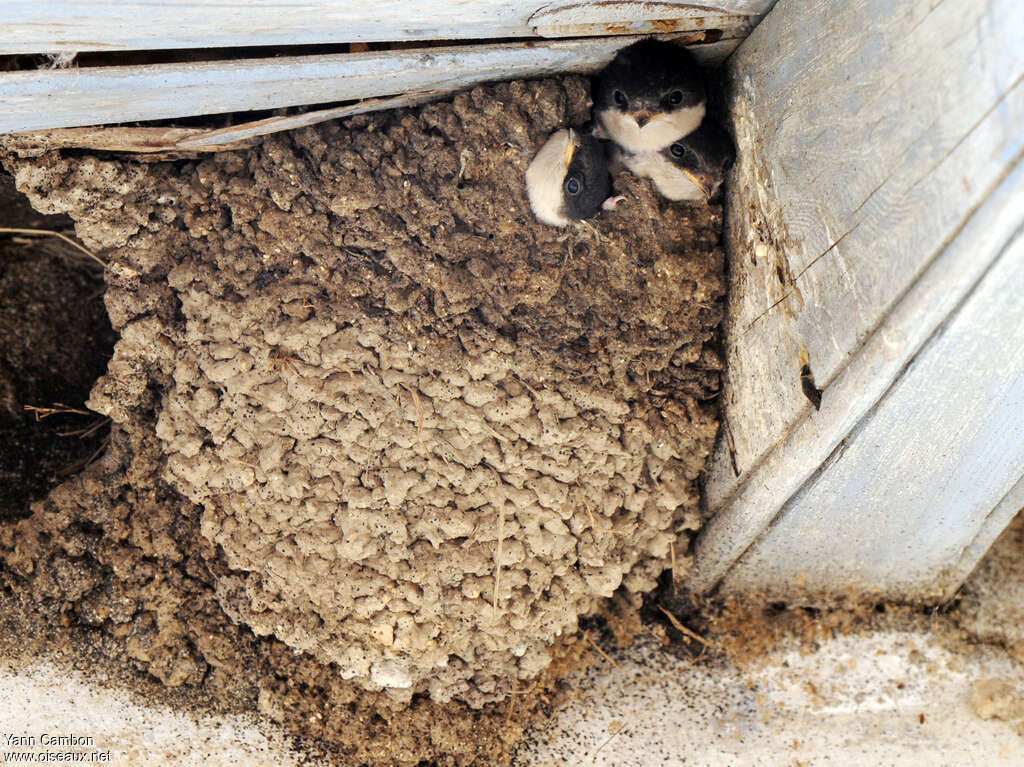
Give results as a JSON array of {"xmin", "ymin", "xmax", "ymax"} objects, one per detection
[{"xmin": 0, "ymin": 75, "xmax": 726, "ymax": 764}]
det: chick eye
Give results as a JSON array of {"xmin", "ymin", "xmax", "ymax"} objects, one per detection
[
  {"xmin": 670, "ymin": 143, "xmax": 685, "ymax": 158},
  {"xmin": 565, "ymin": 176, "xmax": 581, "ymax": 196},
  {"xmin": 613, "ymin": 90, "xmax": 627, "ymax": 107},
  {"xmin": 669, "ymin": 90, "xmax": 684, "ymax": 106}
]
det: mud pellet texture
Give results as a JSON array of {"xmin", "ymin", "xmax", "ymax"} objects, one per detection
[{"xmin": 1, "ymin": 76, "xmax": 724, "ymax": 715}]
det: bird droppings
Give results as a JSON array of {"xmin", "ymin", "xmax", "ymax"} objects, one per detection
[
  {"xmin": 1, "ymin": 74, "xmax": 725, "ymax": 763},
  {"xmin": 970, "ymin": 678, "xmax": 1024, "ymax": 724}
]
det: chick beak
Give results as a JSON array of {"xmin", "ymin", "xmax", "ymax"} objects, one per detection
[
  {"xmin": 563, "ymin": 129, "xmax": 579, "ymax": 170},
  {"xmin": 633, "ymin": 110, "xmax": 655, "ymax": 129},
  {"xmin": 683, "ymin": 169, "xmax": 719, "ymax": 199}
]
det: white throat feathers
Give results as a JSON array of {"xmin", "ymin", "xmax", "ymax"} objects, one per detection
[{"xmin": 598, "ymin": 103, "xmax": 705, "ymax": 153}]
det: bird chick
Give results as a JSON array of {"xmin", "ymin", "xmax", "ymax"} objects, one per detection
[
  {"xmin": 593, "ymin": 39, "xmax": 707, "ymax": 153},
  {"xmin": 616, "ymin": 118, "xmax": 734, "ymax": 201},
  {"xmin": 525, "ymin": 128, "xmax": 612, "ymax": 227}
]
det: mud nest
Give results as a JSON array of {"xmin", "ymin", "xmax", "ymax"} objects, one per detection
[{"xmin": 1, "ymin": 75, "xmax": 725, "ymax": 710}]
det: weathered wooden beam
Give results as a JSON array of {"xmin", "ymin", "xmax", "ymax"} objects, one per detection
[
  {"xmin": 687, "ymin": 0, "xmax": 1024, "ymax": 599},
  {"xmin": 0, "ymin": 0, "xmax": 774, "ymax": 54},
  {"xmin": 0, "ymin": 91, "xmax": 448, "ymax": 154},
  {"xmin": 714, "ymin": 163, "xmax": 1024, "ymax": 600},
  {"xmin": 0, "ymin": 36, "xmax": 739, "ymax": 134},
  {"xmin": 527, "ymin": 2, "xmax": 756, "ymax": 38},
  {"xmin": 0, "ymin": 126, "xmax": 261, "ymax": 154},
  {"xmin": 172, "ymin": 90, "xmax": 450, "ymax": 149}
]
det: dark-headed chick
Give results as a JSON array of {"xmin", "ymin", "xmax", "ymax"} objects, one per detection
[{"xmin": 593, "ymin": 39, "xmax": 707, "ymax": 153}]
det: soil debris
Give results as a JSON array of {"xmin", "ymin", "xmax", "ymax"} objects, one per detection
[{"xmin": 0, "ymin": 178, "xmax": 114, "ymax": 519}]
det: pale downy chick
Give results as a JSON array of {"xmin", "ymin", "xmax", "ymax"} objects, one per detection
[
  {"xmin": 525, "ymin": 128, "xmax": 612, "ymax": 227},
  {"xmin": 616, "ymin": 118, "xmax": 734, "ymax": 201}
]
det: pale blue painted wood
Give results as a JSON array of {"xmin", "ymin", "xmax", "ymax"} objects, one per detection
[
  {"xmin": 528, "ymin": 1, "xmax": 758, "ymax": 38},
  {"xmin": 705, "ymin": 0, "xmax": 1024, "ymax": 518},
  {"xmin": 688, "ymin": 0, "xmax": 1024, "ymax": 599},
  {"xmin": 692, "ymin": 153, "xmax": 1024, "ymax": 599},
  {"xmin": 719, "ymin": 184, "xmax": 1024, "ymax": 599},
  {"xmin": 0, "ymin": 37, "xmax": 739, "ymax": 133},
  {"xmin": 955, "ymin": 473, "xmax": 1024, "ymax": 588},
  {"xmin": 0, "ymin": 0, "xmax": 774, "ymax": 54}
]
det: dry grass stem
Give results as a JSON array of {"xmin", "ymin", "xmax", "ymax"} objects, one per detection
[
  {"xmin": 401, "ymin": 382, "xmax": 442, "ymax": 473},
  {"xmin": 658, "ymin": 604, "xmax": 718, "ymax": 649},
  {"xmin": 585, "ymin": 636, "xmax": 628, "ymax": 676},
  {"xmin": 670, "ymin": 540, "xmax": 678, "ymax": 593},
  {"xmin": 0, "ymin": 227, "xmax": 106, "ymax": 268},
  {"xmin": 57, "ymin": 416, "xmax": 111, "ymax": 439},
  {"xmin": 493, "ymin": 501, "xmax": 506, "ymax": 613},
  {"xmin": 56, "ymin": 435, "xmax": 110, "ymax": 478},
  {"xmin": 585, "ymin": 721, "xmax": 630, "ymax": 764},
  {"xmin": 24, "ymin": 403, "xmax": 94, "ymax": 420},
  {"xmin": 583, "ymin": 502, "xmax": 622, "ymax": 537}
]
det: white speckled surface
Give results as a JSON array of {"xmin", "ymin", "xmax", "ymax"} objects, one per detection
[
  {"xmin": 513, "ymin": 631, "xmax": 1024, "ymax": 767},
  {"xmin": 0, "ymin": 662, "xmax": 303, "ymax": 767}
]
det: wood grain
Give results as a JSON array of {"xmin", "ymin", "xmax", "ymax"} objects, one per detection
[
  {"xmin": 529, "ymin": 2, "xmax": 757, "ymax": 38},
  {"xmin": 719, "ymin": 184, "xmax": 1024, "ymax": 599},
  {"xmin": 0, "ymin": 126, "xmax": 261, "ymax": 153},
  {"xmin": 0, "ymin": 0, "xmax": 774, "ymax": 54},
  {"xmin": 1, "ymin": 91, "xmax": 450, "ymax": 154},
  {"xmin": 0, "ymin": 37, "xmax": 739, "ymax": 133},
  {"xmin": 688, "ymin": 0, "xmax": 1024, "ymax": 598},
  {"xmin": 172, "ymin": 90, "xmax": 449, "ymax": 149}
]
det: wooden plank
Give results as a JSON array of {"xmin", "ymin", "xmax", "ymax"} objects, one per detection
[
  {"xmin": 686, "ymin": 0, "xmax": 1024, "ymax": 597},
  {"xmin": 952, "ymin": 472, "xmax": 1024, "ymax": 594},
  {"xmin": 172, "ymin": 91, "xmax": 449, "ymax": 149},
  {"xmin": 528, "ymin": 2, "xmax": 756, "ymax": 38},
  {"xmin": 0, "ymin": 37, "xmax": 739, "ymax": 134},
  {"xmin": 0, "ymin": 0, "xmax": 774, "ymax": 54},
  {"xmin": 1, "ymin": 91, "xmax": 448, "ymax": 153},
  {"xmin": 691, "ymin": 152, "xmax": 1024, "ymax": 598},
  {"xmin": 0, "ymin": 126, "xmax": 262, "ymax": 154},
  {"xmin": 718, "ymin": 188, "xmax": 1024, "ymax": 599}
]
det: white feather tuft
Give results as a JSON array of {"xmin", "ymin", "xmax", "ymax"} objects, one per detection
[
  {"xmin": 598, "ymin": 104, "xmax": 705, "ymax": 153},
  {"xmin": 526, "ymin": 129, "xmax": 574, "ymax": 227},
  {"xmin": 622, "ymin": 152, "xmax": 704, "ymax": 201}
]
